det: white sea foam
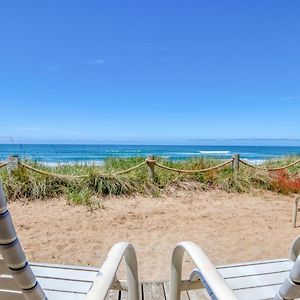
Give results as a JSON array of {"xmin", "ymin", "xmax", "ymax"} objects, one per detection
[
  {"xmin": 243, "ymin": 159, "xmax": 265, "ymax": 165},
  {"xmin": 40, "ymin": 160, "xmax": 105, "ymax": 167},
  {"xmin": 199, "ymin": 150, "xmax": 231, "ymax": 154},
  {"xmin": 171, "ymin": 152, "xmax": 201, "ymax": 155}
]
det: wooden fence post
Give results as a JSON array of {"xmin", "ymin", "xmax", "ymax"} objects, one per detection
[
  {"xmin": 146, "ymin": 155, "xmax": 155, "ymax": 181},
  {"xmin": 7, "ymin": 155, "xmax": 19, "ymax": 174},
  {"xmin": 293, "ymin": 198, "xmax": 300, "ymax": 228},
  {"xmin": 232, "ymin": 154, "xmax": 240, "ymax": 173}
]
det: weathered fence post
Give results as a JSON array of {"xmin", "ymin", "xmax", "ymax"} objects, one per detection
[
  {"xmin": 232, "ymin": 154, "xmax": 240, "ymax": 173},
  {"xmin": 293, "ymin": 198, "xmax": 300, "ymax": 228},
  {"xmin": 7, "ymin": 155, "xmax": 19, "ymax": 174},
  {"xmin": 146, "ymin": 155, "xmax": 155, "ymax": 181}
]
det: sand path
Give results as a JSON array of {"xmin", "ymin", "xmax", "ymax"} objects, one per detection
[{"xmin": 9, "ymin": 190, "xmax": 299, "ymax": 281}]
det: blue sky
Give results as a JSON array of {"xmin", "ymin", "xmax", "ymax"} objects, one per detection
[{"xmin": 0, "ymin": 1, "xmax": 300, "ymax": 144}]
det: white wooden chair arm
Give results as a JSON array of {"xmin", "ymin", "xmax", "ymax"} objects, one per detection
[
  {"xmin": 290, "ymin": 235, "xmax": 300, "ymax": 261},
  {"xmin": 169, "ymin": 241, "xmax": 237, "ymax": 300},
  {"xmin": 86, "ymin": 242, "xmax": 139, "ymax": 300}
]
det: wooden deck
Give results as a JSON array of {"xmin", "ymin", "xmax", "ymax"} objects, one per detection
[{"xmin": 0, "ymin": 257, "xmax": 294, "ymax": 299}]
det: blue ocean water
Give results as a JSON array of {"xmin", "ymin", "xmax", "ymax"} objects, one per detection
[{"xmin": 0, "ymin": 144, "xmax": 300, "ymax": 165}]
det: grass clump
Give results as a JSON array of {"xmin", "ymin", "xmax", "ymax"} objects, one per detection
[{"xmin": 0, "ymin": 155, "xmax": 299, "ymax": 205}]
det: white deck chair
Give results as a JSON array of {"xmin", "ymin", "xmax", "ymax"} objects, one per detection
[
  {"xmin": 0, "ymin": 184, "xmax": 139, "ymax": 300},
  {"xmin": 169, "ymin": 240, "xmax": 300, "ymax": 300}
]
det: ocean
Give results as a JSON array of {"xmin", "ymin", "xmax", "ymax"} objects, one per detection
[{"xmin": 0, "ymin": 144, "xmax": 300, "ymax": 165}]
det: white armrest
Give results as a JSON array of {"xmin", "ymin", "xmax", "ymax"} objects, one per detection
[
  {"xmin": 86, "ymin": 242, "xmax": 139, "ymax": 300},
  {"xmin": 169, "ymin": 241, "xmax": 237, "ymax": 300},
  {"xmin": 290, "ymin": 235, "xmax": 300, "ymax": 261}
]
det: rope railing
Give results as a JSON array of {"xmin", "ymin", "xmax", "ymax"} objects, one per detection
[
  {"xmin": 20, "ymin": 161, "xmax": 148, "ymax": 179},
  {"xmin": 0, "ymin": 162, "xmax": 7, "ymax": 169},
  {"xmin": 153, "ymin": 159, "xmax": 233, "ymax": 174},
  {"xmin": 19, "ymin": 162, "xmax": 90, "ymax": 180},
  {"xmin": 0, "ymin": 155, "xmax": 299, "ymax": 181},
  {"xmin": 112, "ymin": 161, "xmax": 147, "ymax": 175},
  {"xmin": 239, "ymin": 158, "xmax": 300, "ymax": 172}
]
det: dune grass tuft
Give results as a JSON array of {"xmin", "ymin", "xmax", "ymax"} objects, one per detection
[{"xmin": 0, "ymin": 155, "xmax": 299, "ymax": 204}]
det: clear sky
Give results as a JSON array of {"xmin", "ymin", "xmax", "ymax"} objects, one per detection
[{"xmin": 0, "ymin": 1, "xmax": 300, "ymax": 144}]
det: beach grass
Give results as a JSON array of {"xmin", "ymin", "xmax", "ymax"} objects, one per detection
[{"xmin": 0, "ymin": 155, "xmax": 299, "ymax": 204}]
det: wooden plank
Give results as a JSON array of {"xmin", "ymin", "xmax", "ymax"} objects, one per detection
[
  {"xmin": 143, "ymin": 282, "xmax": 165, "ymax": 300},
  {"xmin": 0, "ymin": 257, "xmax": 99, "ymax": 272},
  {"xmin": 0, "ymin": 266, "xmax": 97, "ymax": 293},
  {"xmin": 218, "ymin": 260, "xmax": 293, "ymax": 279},
  {"xmin": 226, "ymin": 271, "xmax": 289, "ymax": 290},
  {"xmin": 233, "ymin": 284, "xmax": 282, "ymax": 300},
  {"xmin": 187, "ymin": 289, "xmax": 211, "ymax": 300},
  {"xmin": 38, "ymin": 277, "xmax": 92, "ymax": 293},
  {"xmin": 120, "ymin": 290, "xmax": 127, "ymax": 299},
  {"xmin": 31, "ymin": 265, "xmax": 98, "ymax": 281},
  {"xmin": 30, "ymin": 261, "xmax": 99, "ymax": 272},
  {"xmin": 105, "ymin": 283, "xmax": 143, "ymax": 300},
  {"xmin": 163, "ymin": 281, "xmax": 189, "ymax": 300},
  {"xmin": 105, "ymin": 289, "xmax": 120, "ymax": 300},
  {"xmin": 45, "ymin": 290, "xmax": 87, "ymax": 300},
  {"xmin": 216, "ymin": 258, "xmax": 290, "ymax": 269}
]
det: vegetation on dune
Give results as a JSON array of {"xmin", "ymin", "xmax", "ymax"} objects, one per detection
[{"xmin": 0, "ymin": 155, "xmax": 299, "ymax": 205}]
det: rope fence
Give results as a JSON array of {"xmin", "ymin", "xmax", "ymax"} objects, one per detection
[
  {"xmin": 113, "ymin": 161, "xmax": 147, "ymax": 176},
  {"xmin": 153, "ymin": 159, "xmax": 233, "ymax": 174},
  {"xmin": 239, "ymin": 158, "xmax": 300, "ymax": 172},
  {"xmin": 0, "ymin": 162, "xmax": 7, "ymax": 169},
  {"xmin": 19, "ymin": 162, "xmax": 90, "ymax": 180},
  {"xmin": 0, "ymin": 154, "xmax": 300, "ymax": 181}
]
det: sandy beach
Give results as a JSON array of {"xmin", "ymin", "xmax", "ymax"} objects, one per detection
[{"xmin": 8, "ymin": 190, "xmax": 299, "ymax": 282}]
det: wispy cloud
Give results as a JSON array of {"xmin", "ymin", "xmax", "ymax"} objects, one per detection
[
  {"xmin": 84, "ymin": 58, "xmax": 105, "ymax": 65},
  {"xmin": 279, "ymin": 96, "xmax": 300, "ymax": 101},
  {"xmin": 84, "ymin": 56, "xmax": 125, "ymax": 65},
  {"xmin": 137, "ymin": 43, "xmax": 176, "ymax": 53}
]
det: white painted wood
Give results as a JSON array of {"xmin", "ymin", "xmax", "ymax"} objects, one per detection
[
  {"xmin": 30, "ymin": 261, "xmax": 99, "ymax": 272},
  {"xmin": 225, "ymin": 271, "xmax": 290, "ymax": 290},
  {"xmin": 217, "ymin": 258, "xmax": 289, "ymax": 269},
  {"xmin": 31, "ymin": 265, "xmax": 98, "ymax": 281},
  {"xmin": 38, "ymin": 277, "xmax": 92, "ymax": 293},
  {"xmin": 44, "ymin": 290, "xmax": 87, "ymax": 300},
  {"xmin": 233, "ymin": 284, "xmax": 282, "ymax": 300},
  {"xmin": 218, "ymin": 260, "xmax": 293, "ymax": 278}
]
